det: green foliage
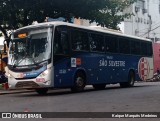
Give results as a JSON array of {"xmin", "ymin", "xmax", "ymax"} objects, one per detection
[
  {"xmin": 0, "ymin": 0, "xmax": 136, "ymax": 38},
  {"xmin": 89, "ymin": 0, "xmax": 136, "ymax": 30}
]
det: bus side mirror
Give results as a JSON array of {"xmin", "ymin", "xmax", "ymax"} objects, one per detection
[
  {"xmin": 3, "ymin": 37, "xmax": 11, "ymax": 55},
  {"xmin": 3, "ymin": 41, "xmax": 7, "ymax": 55}
]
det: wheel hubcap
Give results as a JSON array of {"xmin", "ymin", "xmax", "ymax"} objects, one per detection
[
  {"xmin": 130, "ymin": 76, "xmax": 134, "ymax": 85},
  {"xmin": 76, "ymin": 77, "xmax": 84, "ymax": 87}
]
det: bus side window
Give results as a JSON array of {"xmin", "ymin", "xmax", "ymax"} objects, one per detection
[
  {"xmin": 141, "ymin": 42, "xmax": 148, "ymax": 56},
  {"xmin": 147, "ymin": 42, "xmax": 153, "ymax": 56},
  {"xmin": 131, "ymin": 40, "xmax": 140, "ymax": 55},
  {"xmin": 119, "ymin": 38, "xmax": 130, "ymax": 54},
  {"xmin": 71, "ymin": 30, "xmax": 89, "ymax": 51},
  {"xmin": 61, "ymin": 31, "xmax": 70, "ymax": 54},
  {"xmin": 105, "ymin": 36, "xmax": 118, "ymax": 53},
  {"xmin": 141, "ymin": 42, "xmax": 152, "ymax": 56},
  {"xmin": 89, "ymin": 33, "xmax": 104, "ymax": 52},
  {"xmin": 54, "ymin": 27, "xmax": 70, "ymax": 55}
]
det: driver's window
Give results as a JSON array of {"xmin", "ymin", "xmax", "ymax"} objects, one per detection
[
  {"xmin": 15, "ymin": 40, "xmax": 27, "ymax": 56},
  {"xmin": 18, "ymin": 42, "xmax": 26, "ymax": 53},
  {"xmin": 54, "ymin": 26, "xmax": 70, "ymax": 55}
]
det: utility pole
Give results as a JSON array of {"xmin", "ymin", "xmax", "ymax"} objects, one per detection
[
  {"xmin": 147, "ymin": 0, "xmax": 152, "ymax": 39},
  {"xmin": 148, "ymin": 15, "xmax": 151, "ymax": 39}
]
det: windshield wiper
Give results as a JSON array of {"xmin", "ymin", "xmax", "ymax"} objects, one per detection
[
  {"xmin": 30, "ymin": 56, "xmax": 39, "ymax": 66},
  {"xmin": 11, "ymin": 53, "xmax": 18, "ymax": 68},
  {"xmin": 13, "ymin": 55, "xmax": 39, "ymax": 68}
]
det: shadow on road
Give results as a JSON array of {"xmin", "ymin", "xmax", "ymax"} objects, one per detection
[{"xmin": 11, "ymin": 82, "xmax": 159, "ymax": 97}]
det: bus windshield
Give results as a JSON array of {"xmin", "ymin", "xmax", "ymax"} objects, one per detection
[{"xmin": 8, "ymin": 28, "xmax": 52, "ymax": 67}]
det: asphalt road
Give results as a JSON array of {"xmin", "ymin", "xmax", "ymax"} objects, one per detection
[{"xmin": 0, "ymin": 82, "xmax": 160, "ymax": 121}]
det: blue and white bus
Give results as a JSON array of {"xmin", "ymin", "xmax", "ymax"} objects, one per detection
[{"xmin": 6, "ymin": 21, "xmax": 153, "ymax": 94}]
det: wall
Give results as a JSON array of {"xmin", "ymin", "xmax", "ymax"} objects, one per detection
[{"xmin": 122, "ymin": 0, "xmax": 160, "ymax": 40}]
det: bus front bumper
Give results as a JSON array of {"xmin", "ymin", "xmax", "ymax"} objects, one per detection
[
  {"xmin": 7, "ymin": 71, "xmax": 52, "ymax": 89},
  {"xmin": 8, "ymin": 77, "xmax": 52, "ymax": 89}
]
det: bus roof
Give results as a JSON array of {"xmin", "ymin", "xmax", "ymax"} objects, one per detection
[{"xmin": 16, "ymin": 21, "xmax": 151, "ymax": 42}]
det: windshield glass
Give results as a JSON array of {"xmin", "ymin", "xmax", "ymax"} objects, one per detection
[{"xmin": 8, "ymin": 28, "xmax": 52, "ymax": 66}]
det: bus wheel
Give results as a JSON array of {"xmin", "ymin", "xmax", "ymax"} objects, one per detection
[
  {"xmin": 120, "ymin": 71, "xmax": 135, "ymax": 88},
  {"xmin": 93, "ymin": 84, "xmax": 106, "ymax": 90},
  {"xmin": 36, "ymin": 88, "xmax": 48, "ymax": 95},
  {"xmin": 71, "ymin": 72, "xmax": 86, "ymax": 92}
]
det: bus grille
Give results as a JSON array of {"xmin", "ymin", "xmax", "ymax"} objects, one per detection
[{"xmin": 15, "ymin": 81, "xmax": 40, "ymax": 88}]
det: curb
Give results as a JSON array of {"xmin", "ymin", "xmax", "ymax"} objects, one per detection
[
  {"xmin": 0, "ymin": 89, "xmax": 35, "ymax": 95},
  {"xmin": 0, "ymin": 84, "xmax": 3, "ymax": 89}
]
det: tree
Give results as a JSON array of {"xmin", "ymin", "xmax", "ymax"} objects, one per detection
[
  {"xmin": 0, "ymin": 0, "xmax": 136, "ymax": 39},
  {"xmin": 0, "ymin": 0, "xmax": 107, "ymax": 39},
  {"xmin": 0, "ymin": 0, "xmax": 42, "ymax": 38},
  {"xmin": 88, "ymin": 0, "xmax": 136, "ymax": 30}
]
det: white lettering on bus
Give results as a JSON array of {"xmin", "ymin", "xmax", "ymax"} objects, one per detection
[
  {"xmin": 99, "ymin": 58, "xmax": 108, "ymax": 67},
  {"xmin": 99, "ymin": 59, "xmax": 125, "ymax": 67},
  {"xmin": 106, "ymin": 56, "xmax": 113, "ymax": 59},
  {"xmin": 108, "ymin": 60, "xmax": 125, "ymax": 67}
]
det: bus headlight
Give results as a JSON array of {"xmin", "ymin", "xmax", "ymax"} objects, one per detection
[
  {"xmin": 37, "ymin": 69, "xmax": 51, "ymax": 85},
  {"xmin": 43, "ymin": 70, "xmax": 49, "ymax": 75},
  {"xmin": 8, "ymin": 74, "xmax": 11, "ymax": 78},
  {"xmin": 39, "ymin": 69, "xmax": 49, "ymax": 77}
]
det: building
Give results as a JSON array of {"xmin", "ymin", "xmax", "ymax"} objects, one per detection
[
  {"xmin": 74, "ymin": 18, "xmax": 97, "ymax": 26},
  {"xmin": 122, "ymin": 0, "xmax": 160, "ymax": 72},
  {"xmin": 121, "ymin": 0, "xmax": 160, "ymax": 42}
]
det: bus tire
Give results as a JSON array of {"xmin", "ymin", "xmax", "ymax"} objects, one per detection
[
  {"xmin": 71, "ymin": 72, "xmax": 86, "ymax": 92},
  {"xmin": 36, "ymin": 88, "xmax": 48, "ymax": 95},
  {"xmin": 120, "ymin": 71, "xmax": 135, "ymax": 88},
  {"xmin": 93, "ymin": 84, "xmax": 106, "ymax": 90}
]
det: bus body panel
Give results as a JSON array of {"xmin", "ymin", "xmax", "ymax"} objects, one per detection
[
  {"xmin": 54, "ymin": 58, "xmax": 73, "ymax": 87},
  {"xmin": 53, "ymin": 52, "xmax": 154, "ymax": 88},
  {"xmin": 138, "ymin": 57, "xmax": 154, "ymax": 81},
  {"xmin": 7, "ymin": 21, "xmax": 154, "ymax": 90}
]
